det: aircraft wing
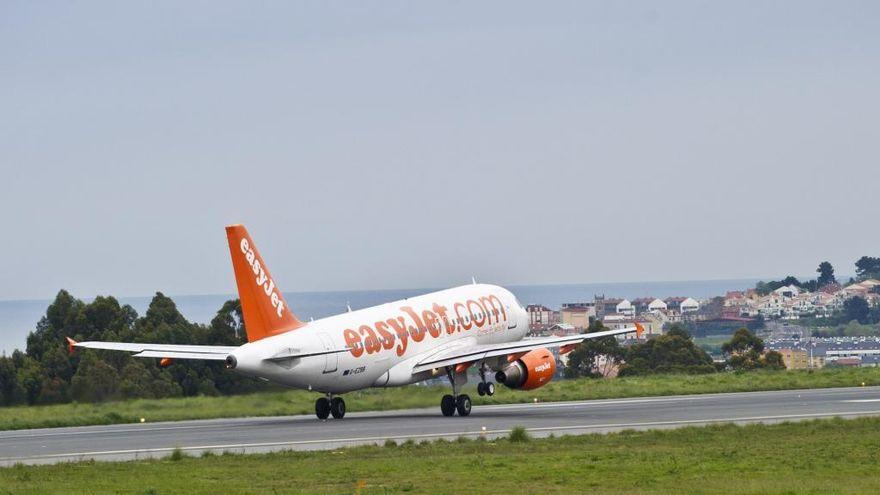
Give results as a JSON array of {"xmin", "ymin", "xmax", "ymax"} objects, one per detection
[
  {"xmin": 411, "ymin": 324, "xmax": 643, "ymax": 373},
  {"xmin": 68, "ymin": 338, "xmax": 236, "ymax": 361}
]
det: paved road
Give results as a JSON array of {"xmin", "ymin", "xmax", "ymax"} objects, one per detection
[{"xmin": 3, "ymin": 386, "xmax": 880, "ymax": 465}]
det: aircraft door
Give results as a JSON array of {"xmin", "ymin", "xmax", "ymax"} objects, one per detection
[{"xmin": 318, "ymin": 333, "xmax": 337, "ymax": 373}]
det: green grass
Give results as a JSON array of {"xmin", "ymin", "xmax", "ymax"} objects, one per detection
[
  {"xmin": 5, "ymin": 417, "xmax": 880, "ymax": 493},
  {"xmin": 2, "ymin": 366, "xmax": 879, "ymax": 431}
]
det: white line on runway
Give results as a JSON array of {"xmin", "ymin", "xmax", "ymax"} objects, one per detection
[
  {"xmin": 475, "ymin": 396, "xmax": 709, "ymax": 411},
  {"xmin": 843, "ymin": 399, "xmax": 880, "ymax": 403},
  {"xmin": 4, "ymin": 409, "xmax": 880, "ymax": 464}
]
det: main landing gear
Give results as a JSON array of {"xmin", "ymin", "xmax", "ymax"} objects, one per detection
[
  {"xmin": 315, "ymin": 395, "xmax": 346, "ymax": 420},
  {"xmin": 440, "ymin": 394, "xmax": 471, "ymax": 417},
  {"xmin": 440, "ymin": 366, "xmax": 472, "ymax": 417}
]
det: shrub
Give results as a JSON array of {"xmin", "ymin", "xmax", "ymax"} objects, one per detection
[
  {"xmin": 509, "ymin": 426, "xmax": 530, "ymax": 443},
  {"xmin": 167, "ymin": 447, "xmax": 187, "ymax": 461}
]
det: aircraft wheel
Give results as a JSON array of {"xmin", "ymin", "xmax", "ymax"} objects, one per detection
[
  {"xmin": 440, "ymin": 394, "xmax": 456, "ymax": 417},
  {"xmin": 315, "ymin": 397, "xmax": 330, "ymax": 419},
  {"xmin": 456, "ymin": 394, "xmax": 472, "ymax": 417},
  {"xmin": 330, "ymin": 397, "xmax": 346, "ymax": 419},
  {"xmin": 485, "ymin": 382, "xmax": 495, "ymax": 396},
  {"xmin": 477, "ymin": 382, "xmax": 485, "ymax": 396}
]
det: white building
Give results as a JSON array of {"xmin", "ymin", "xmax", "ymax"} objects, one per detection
[
  {"xmin": 648, "ymin": 298, "xmax": 668, "ymax": 312},
  {"xmin": 616, "ymin": 299, "xmax": 635, "ymax": 317},
  {"xmin": 680, "ymin": 297, "xmax": 700, "ymax": 313},
  {"xmin": 774, "ymin": 285, "xmax": 801, "ymax": 299}
]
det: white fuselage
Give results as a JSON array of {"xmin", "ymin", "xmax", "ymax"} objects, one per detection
[{"xmin": 230, "ymin": 284, "xmax": 528, "ymax": 393}]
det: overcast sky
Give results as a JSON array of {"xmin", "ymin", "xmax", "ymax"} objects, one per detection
[{"xmin": 1, "ymin": 1, "xmax": 878, "ymax": 301}]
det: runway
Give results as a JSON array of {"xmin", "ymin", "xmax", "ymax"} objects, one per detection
[{"xmin": 3, "ymin": 386, "xmax": 880, "ymax": 465}]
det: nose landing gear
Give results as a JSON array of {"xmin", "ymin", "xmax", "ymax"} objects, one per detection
[
  {"xmin": 476, "ymin": 381, "xmax": 495, "ymax": 396},
  {"xmin": 315, "ymin": 395, "xmax": 346, "ymax": 420},
  {"xmin": 476, "ymin": 366, "xmax": 495, "ymax": 397}
]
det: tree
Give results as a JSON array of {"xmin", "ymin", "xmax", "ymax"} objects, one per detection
[
  {"xmin": 15, "ymin": 357, "xmax": 45, "ymax": 405},
  {"xmin": 870, "ymin": 304, "xmax": 880, "ymax": 326},
  {"xmin": 118, "ymin": 360, "xmax": 181, "ymax": 399},
  {"xmin": 722, "ymin": 328, "xmax": 781, "ymax": 371},
  {"xmin": 761, "ymin": 351, "xmax": 786, "ymax": 370},
  {"xmin": 70, "ymin": 352, "xmax": 120, "ymax": 402},
  {"xmin": 0, "ymin": 357, "xmax": 18, "ymax": 405},
  {"xmin": 208, "ymin": 299, "xmax": 247, "ymax": 345},
  {"xmin": 722, "ymin": 327, "xmax": 765, "ymax": 356},
  {"xmin": 855, "ymin": 256, "xmax": 880, "ymax": 281},
  {"xmin": 843, "ymin": 297, "xmax": 870, "ymax": 324},
  {"xmin": 26, "ymin": 290, "xmax": 84, "ymax": 362},
  {"xmin": 801, "ymin": 279, "xmax": 819, "ymax": 293},
  {"xmin": 564, "ymin": 321, "xmax": 624, "ymax": 378},
  {"xmin": 142, "ymin": 292, "xmax": 187, "ymax": 327},
  {"xmin": 617, "ymin": 324, "xmax": 714, "ymax": 376},
  {"xmin": 817, "ymin": 261, "xmax": 837, "ymax": 287}
]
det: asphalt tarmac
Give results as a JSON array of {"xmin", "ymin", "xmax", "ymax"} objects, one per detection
[{"xmin": 3, "ymin": 386, "xmax": 880, "ymax": 465}]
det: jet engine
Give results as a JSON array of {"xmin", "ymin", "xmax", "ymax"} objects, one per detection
[{"xmin": 494, "ymin": 348, "xmax": 556, "ymax": 390}]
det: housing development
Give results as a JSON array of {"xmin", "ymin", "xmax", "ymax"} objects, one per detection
[{"xmin": 526, "ymin": 278, "xmax": 880, "ymax": 372}]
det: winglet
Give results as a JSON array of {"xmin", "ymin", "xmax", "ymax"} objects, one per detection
[
  {"xmin": 66, "ymin": 337, "xmax": 77, "ymax": 356},
  {"xmin": 634, "ymin": 322, "xmax": 645, "ymax": 339}
]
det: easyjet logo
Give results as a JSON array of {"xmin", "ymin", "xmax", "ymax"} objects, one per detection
[
  {"xmin": 343, "ymin": 294, "xmax": 508, "ymax": 359},
  {"xmin": 240, "ymin": 238, "xmax": 285, "ymax": 318},
  {"xmin": 534, "ymin": 362, "xmax": 552, "ymax": 373}
]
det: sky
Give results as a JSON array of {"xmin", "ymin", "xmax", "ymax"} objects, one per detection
[{"xmin": 1, "ymin": 1, "xmax": 879, "ymax": 301}]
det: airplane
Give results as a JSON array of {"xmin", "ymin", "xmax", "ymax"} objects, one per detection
[{"xmin": 68, "ymin": 225, "xmax": 643, "ymax": 419}]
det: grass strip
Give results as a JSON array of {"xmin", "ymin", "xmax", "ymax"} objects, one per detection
[{"xmin": 4, "ymin": 416, "xmax": 880, "ymax": 493}]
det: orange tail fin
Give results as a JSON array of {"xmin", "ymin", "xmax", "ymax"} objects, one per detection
[{"xmin": 225, "ymin": 225, "xmax": 305, "ymax": 341}]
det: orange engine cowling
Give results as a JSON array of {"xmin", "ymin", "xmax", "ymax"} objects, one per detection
[{"xmin": 495, "ymin": 348, "xmax": 556, "ymax": 390}]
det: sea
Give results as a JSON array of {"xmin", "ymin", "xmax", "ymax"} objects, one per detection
[{"xmin": 0, "ymin": 279, "xmax": 760, "ymax": 355}]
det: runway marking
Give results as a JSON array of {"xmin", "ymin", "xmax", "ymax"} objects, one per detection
[
  {"xmin": 3, "ymin": 409, "xmax": 880, "ymax": 464},
  {"xmin": 0, "ymin": 420, "xmax": 286, "ymax": 440},
  {"xmin": 484, "ymin": 396, "xmax": 708, "ymax": 411},
  {"xmin": 843, "ymin": 399, "xmax": 880, "ymax": 403}
]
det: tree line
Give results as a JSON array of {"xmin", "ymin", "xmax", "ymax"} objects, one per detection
[
  {"xmin": 0, "ymin": 290, "xmax": 270, "ymax": 406},
  {"xmin": 564, "ymin": 321, "xmax": 784, "ymax": 378},
  {"xmin": 755, "ymin": 256, "xmax": 880, "ymax": 296}
]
